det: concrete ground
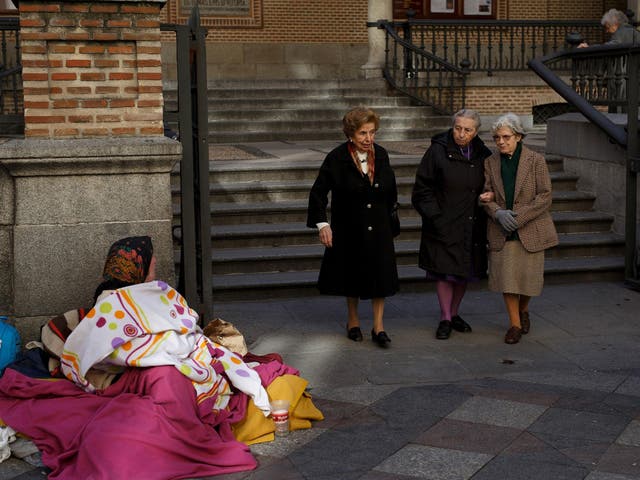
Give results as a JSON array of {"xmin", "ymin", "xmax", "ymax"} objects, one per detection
[{"xmin": 2, "ymin": 135, "xmax": 639, "ymax": 479}]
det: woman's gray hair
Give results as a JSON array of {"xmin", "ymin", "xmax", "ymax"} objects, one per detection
[
  {"xmin": 601, "ymin": 9, "xmax": 628, "ymax": 27},
  {"xmin": 452, "ymin": 108, "xmax": 481, "ymax": 130},
  {"xmin": 491, "ymin": 112, "xmax": 527, "ymax": 137}
]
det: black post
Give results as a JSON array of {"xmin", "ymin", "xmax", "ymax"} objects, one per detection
[
  {"xmin": 403, "ymin": 9, "xmax": 415, "ymax": 79},
  {"xmin": 187, "ymin": 6, "xmax": 212, "ymax": 322},
  {"xmin": 624, "ymin": 51, "xmax": 639, "ymax": 290}
]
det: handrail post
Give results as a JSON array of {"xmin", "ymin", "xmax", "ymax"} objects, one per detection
[
  {"xmin": 403, "ymin": 9, "xmax": 415, "ymax": 78},
  {"xmin": 624, "ymin": 50, "xmax": 639, "ymax": 289}
]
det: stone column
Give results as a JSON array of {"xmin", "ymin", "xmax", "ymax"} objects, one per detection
[
  {"xmin": 361, "ymin": 0, "xmax": 393, "ymax": 79},
  {"xmin": 0, "ymin": 0, "xmax": 181, "ymax": 340}
]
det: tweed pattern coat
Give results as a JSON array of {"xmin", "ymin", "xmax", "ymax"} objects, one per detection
[
  {"xmin": 483, "ymin": 145, "xmax": 558, "ymax": 253},
  {"xmin": 306, "ymin": 142, "xmax": 399, "ymax": 299}
]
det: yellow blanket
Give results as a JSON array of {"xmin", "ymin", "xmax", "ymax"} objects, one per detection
[{"xmin": 232, "ymin": 374, "xmax": 324, "ymax": 445}]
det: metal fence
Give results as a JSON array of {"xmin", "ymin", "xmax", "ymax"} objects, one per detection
[
  {"xmin": 0, "ymin": 16, "xmax": 22, "ymax": 136},
  {"xmin": 530, "ymin": 45, "xmax": 640, "ymax": 289},
  {"xmin": 400, "ymin": 18, "xmax": 603, "ymax": 75}
]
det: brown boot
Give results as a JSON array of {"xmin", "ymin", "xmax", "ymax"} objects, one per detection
[
  {"xmin": 520, "ymin": 311, "xmax": 530, "ymax": 334},
  {"xmin": 505, "ymin": 326, "xmax": 522, "ymax": 344}
]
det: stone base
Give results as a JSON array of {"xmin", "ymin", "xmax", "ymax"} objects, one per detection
[{"xmin": 0, "ymin": 137, "xmax": 181, "ymax": 320}]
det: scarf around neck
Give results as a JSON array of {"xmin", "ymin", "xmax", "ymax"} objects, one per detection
[{"xmin": 348, "ymin": 141, "xmax": 375, "ymax": 184}]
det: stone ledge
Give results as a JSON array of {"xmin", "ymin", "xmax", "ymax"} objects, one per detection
[{"xmin": 0, "ymin": 137, "xmax": 181, "ymax": 176}]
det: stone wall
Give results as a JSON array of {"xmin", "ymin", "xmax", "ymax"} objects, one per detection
[
  {"xmin": 546, "ymin": 113, "xmax": 639, "ymax": 236},
  {"xmin": 0, "ymin": 0, "xmax": 180, "ymax": 343}
]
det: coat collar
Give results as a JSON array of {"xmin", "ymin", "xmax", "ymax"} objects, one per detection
[{"xmin": 489, "ymin": 144, "xmax": 535, "ymax": 201}]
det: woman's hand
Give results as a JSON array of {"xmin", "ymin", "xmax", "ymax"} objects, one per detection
[
  {"xmin": 319, "ymin": 225, "xmax": 333, "ymax": 248},
  {"xmin": 479, "ymin": 191, "xmax": 494, "ymax": 203}
]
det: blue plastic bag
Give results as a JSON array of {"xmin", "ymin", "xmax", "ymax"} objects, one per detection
[{"xmin": 0, "ymin": 317, "xmax": 21, "ymax": 374}]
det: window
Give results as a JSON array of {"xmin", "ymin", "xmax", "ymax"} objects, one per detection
[{"xmin": 394, "ymin": 0, "xmax": 496, "ymax": 19}]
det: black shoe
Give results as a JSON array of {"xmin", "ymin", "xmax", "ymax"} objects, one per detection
[
  {"xmin": 371, "ymin": 329, "xmax": 391, "ymax": 347},
  {"xmin": 451, "ymin": 315, "xmax": 472, "ymax": 333},
  {"xmin": 347, "ymin": 326, "xmax": 363, "ymax": 342},
  {"xmin": 436, "ymin": 320, "xmax": 452, "ymax": 339}
]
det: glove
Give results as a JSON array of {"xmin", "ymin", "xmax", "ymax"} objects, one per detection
[{"xmin": 495, "ymin": 209, "xmax": 518, "ymax": 233}]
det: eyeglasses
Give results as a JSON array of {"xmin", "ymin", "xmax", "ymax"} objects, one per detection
[{"xmin": 492, "ymin": 134, "xmax": 515, "ymax": 142}]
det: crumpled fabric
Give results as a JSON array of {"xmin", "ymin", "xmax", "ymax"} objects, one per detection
[{"xmin": 0, "ymin": 425, "xmax": 16, "ymax": 463}]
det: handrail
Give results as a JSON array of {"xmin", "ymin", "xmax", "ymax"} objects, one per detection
[
  {"xmin": 529, "ymin": 43, "xmax": 640, "ymax": 288},
  {"xmin": 528, "ymin": 44, "xmax": 640, "ymax": 147},
  {"xmin": 378, "ymin": 21, "xmax": 467, "ymax": 114},
  {"xmin": 388, "ymin": 18, "xmax": 603, "ymax": 74}
]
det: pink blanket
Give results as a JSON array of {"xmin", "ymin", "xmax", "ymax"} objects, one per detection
[{"xmin": 0, "ymin": 366, "xmax": 257, "ymax": 479}]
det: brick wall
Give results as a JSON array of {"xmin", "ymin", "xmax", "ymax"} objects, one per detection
[
  {"xmin": 464, "ymin": 86, "xmax": 565, "ymax": 116},
  {"xmin": 162, "ymin": 0, "xmax": 369, "ymax": 44},
  {"xmin": 20, "ymin": 1, "xmax": 164, "ymax": 138}
]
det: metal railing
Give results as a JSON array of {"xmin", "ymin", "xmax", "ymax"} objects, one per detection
[
  {"xmin": 398, "ymin": 17, "xmax": 603, "ymax": 75},
  {"xmin": 0, "ymin": 16, "xmax": 22, "ymax": 136},
  {"xmin": 529, "ymin": 44, "xmax": 640, "ymax": 289},
  {"xmin": 378, "ymin": 20, "xmax": 468, "ymax": 115},
  {"xmin": 160, "ymin": 8, "xmax": 212, "ymax": 321}
]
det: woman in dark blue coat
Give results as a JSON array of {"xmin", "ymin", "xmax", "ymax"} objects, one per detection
[
  {"xmin": 307, "ymin": 107, "xmax": 399, "ymax": 347},
  {"xmin": 412, "ymin": 109, "xmax": 492, "ymax": 340}
]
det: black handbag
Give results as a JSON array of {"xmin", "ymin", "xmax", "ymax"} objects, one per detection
[{"xmin": 390, "ymin": 202, "xmax": 400, "ymax": 237}]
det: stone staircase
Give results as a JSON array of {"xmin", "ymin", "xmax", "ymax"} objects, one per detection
[
  {"xmin": 171, "ymin": 148, "xmax": 625, "ymax": 301},
  {"xmin": 163, "ymin": 79, "xmax": 451, "ymax": 143}
]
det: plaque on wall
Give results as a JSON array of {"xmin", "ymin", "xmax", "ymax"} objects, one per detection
[{"xmin": 177, "ymin": 0, "xmax": 263, "ymax": 28}]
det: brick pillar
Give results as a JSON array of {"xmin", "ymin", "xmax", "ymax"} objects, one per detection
[
  {"xmin": 0, "ymin": 0, "xmax": 181, "ymax": 340},
  {"xmin": 20, "ymin": 0, "xmax": 164, "ymax": 138}
]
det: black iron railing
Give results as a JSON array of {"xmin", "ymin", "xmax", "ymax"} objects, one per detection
[
  {"xmin": 529, "ymin": 45, "xmax": 640, "ymax": 289},
  {"xmin": 160, "ymin": 7, "xmax": 212, "ymax": 321},
  {"xmin": 378, "ymin": 20, "xmax": 468, "ymax": 115},
  {"xmin": 398, "ymin": 18, "xmax": 603, "ymax": 75},
  {"xmin": 0, "ymin": 16, "xmax": 22, "ymax": 136}
]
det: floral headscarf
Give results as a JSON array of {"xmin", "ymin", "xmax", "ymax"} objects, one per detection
[{"xmin": 94, "ymin": 236, "xmax": 154, "ymax": 301}]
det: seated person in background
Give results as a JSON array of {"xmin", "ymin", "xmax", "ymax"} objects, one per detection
[{"xmin": 579, "ymin": 9, "xmax": 640, "ymax": 47}]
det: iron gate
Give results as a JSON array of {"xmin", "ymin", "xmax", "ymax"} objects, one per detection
[{"xmin": 161, "ymin": 7, "xmax": 212, "ymax": 322}]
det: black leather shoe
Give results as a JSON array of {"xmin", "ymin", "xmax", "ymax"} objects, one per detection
[
  {"xmin": 436, "ymin": 320, "xmax": 452, "ymax": 339},
  {"xmin": 451, "ymin": 315, "xmax": 472, "ymax": 333},
  {"xmin": 347, "ymin": 326, "xmax": 363, "ymax": 342},
  {"xmin": 371, "ymin": 330, "xmax": 391, "ymax": 347}
]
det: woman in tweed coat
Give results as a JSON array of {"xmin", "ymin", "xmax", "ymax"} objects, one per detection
[{"xmin": 479, "ymin": 113, "xmax": 558, "ymax": 344}]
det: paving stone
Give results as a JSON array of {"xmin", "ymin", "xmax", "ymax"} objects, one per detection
[
  {"xmin": 529, "ymin": 408, "xmax": 630, "ymax": 443},
  {"xmin": 371, "ymin": 384, "xmax": 470, "ymax": 424},
  {"xmin": 446, "ymin": 396, "xmax": 547, "ymax": 429},
  {"xmin": 503, "ymin": 369, "xmax": 628, "ymax": 393},
  {"xmin": 617, "ymin": 420, "xmax": 640, "ymax": 447},
  {"xmin": 471, "ymin": 454, "xmax": 590, "ymax": 480},
  {"xmin": 502, "ymin": 431, "xmax": 586, "ymax": 467},
  {"xmin": 596, "ymin": 444, "xmax": 640, "ymax": 477},
  {"xmin": 461, "ymin": 384, "xmax": 559, "ymax": 406},
  {"xmin": 414, "ymin": 418, "xmax": 522, "ymax": 454},
  {"xmin": 584, "ymin": 471, "xmax": 640, "ymax": 480},
  {"xmin": 614, "ymin": 376, "xmax": 640, "ymax": 398},
  {"xmin": 311, "ymin": 383, "xmax": 399, "ymax": 408},
  {"xmin": 374, "ymin": 444, "xmax": 492, "ymax": 479},
  {"xmin": 249, "ymin": 427, "xmax": 327, "ymax": 458},
  {"xmin": 0, "ymin": 459, "xmax": 38, "ymax": 480}
]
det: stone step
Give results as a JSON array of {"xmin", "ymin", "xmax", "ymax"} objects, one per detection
[
  {"xmin": 205, "ymin": 107, "xmax": 444, "ymax": 122},
  {"xmin": 207, "ymin": 256, "xmax": 625, "ymax": 301},
  {"xmin": 171, "ymin": 171, "xmax": 579, "ymax": 205},
  {"xmin": 204, "ymin": 232, "xmax": 624, "ymax": 275},
  {"xmin": 173, "ymin": 209, "xmax": 614, "ymax": 249},
  {"xmin": 167, "ymin": 96, "xmax": 415, "ymax": 110},
  {"xmin": 173, "ymin": 191, "xmax": 594, "ymax": 232},
  {"xmin": 207, "ymin": 128, "xmax": 440, "ymax": 143}
]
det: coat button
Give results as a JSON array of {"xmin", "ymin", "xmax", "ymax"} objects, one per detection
[
  {"xmin": 374, "ymin": 183, "xmax": 379, "ymax": 188},
  {"xmin": 367, "ymin": 226, "xmax": 373, "ymax": 231}
]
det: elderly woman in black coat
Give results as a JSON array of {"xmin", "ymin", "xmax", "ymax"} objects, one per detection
[
  {"xmin": 412, "ymin": 109, "xmax": 492, "ymax": 340},
  {"xmin": 307, "ymin": 107, "xmax": 399, "ymax": 348}
]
